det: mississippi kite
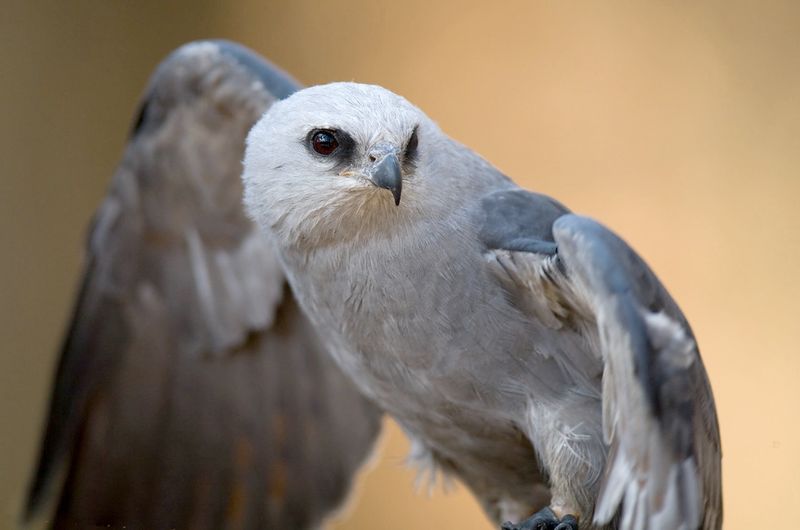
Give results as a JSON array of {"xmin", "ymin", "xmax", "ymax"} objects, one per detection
[
  {"xmin": 242, "ymin": 83, "xmax": 722, "ymax": 529},
  {"xmin": 26, "ymin": 42, "xmax": 382, "ymax": 530}
]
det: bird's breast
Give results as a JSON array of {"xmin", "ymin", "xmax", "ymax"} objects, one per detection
[{"xmin": 280, "ymin": 240, "xmax": 534, "ymax": 415}]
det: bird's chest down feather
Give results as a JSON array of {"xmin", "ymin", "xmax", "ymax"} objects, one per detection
[
  {"xmin": 284, "ymin": 246, "xmax": 583, "ymax": 513},
  {"xmin": 290, "ymin": 246, "xmax": 528, "ymax": 401},
  {"xmin": 289, "ymin": 247, "xmax": 571, "ymax": 433}
]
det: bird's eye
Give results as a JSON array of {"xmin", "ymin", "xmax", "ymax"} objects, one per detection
[{"xmin": 311, "ymin": 130, "xmax": 339, "ymax": 156}]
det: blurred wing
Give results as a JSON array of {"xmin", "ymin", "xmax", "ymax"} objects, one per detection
[
  {"xmin": 26, "ymin": 40, "xmax": 382, "ymax": 530},
  {"xmin": 479, "ymin": 191, "xmax": 721, "ymax": 529}
]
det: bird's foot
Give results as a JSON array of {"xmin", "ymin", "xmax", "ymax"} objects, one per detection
[{"xmin": 501, "ymin": 507, "xmax": 578, "ymax": 530}]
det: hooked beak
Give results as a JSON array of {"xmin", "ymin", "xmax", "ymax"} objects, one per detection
[{"xmin": 369, "ymin": 152, "xmax": 402, "ymax": 206}]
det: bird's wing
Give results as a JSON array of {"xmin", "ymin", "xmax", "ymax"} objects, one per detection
[
  {"xmin": 479, "ymin": 189, "xmax": 721, "ymax": 530},
  {"xmin": 26, "ymin": 40, "xmax": 382, "ymax": 530}
]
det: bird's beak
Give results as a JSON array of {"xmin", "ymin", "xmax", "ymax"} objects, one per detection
[{"xmin": 369, "ymin": 152, "xmax": 402, "ymax": 206}]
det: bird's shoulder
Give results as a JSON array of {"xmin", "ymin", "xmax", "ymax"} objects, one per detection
[{"xmin": 473, "ymin": 187, "xmax": 570, "ymax": 255}]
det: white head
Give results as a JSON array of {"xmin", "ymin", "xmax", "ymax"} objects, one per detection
[{"xmin": 242, "ymin": 82, "xmax": 443, "ymax": 248}]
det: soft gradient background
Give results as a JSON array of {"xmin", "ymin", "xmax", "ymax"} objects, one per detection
[{"xmin": 2, "ymin": 2, "xmax": 799, "ymax": 529}]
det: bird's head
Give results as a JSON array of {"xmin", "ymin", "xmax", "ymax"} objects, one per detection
[{"xmin": 243, "ymin": 82, "xmax": 439, "ymax": 248}]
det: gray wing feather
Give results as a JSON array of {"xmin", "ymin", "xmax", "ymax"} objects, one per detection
[
  {"xmin": 479, "ymin": 189, "xmax": 720, "ymax": 529},
  {"xmin": 552, "ymin": 215, "xmax": 721, "ymax": 530},
  {"xmin": 26, "ymin": 41, "xmax": 382, "ymax": 530}
]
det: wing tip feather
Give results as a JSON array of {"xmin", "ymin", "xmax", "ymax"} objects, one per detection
[{"xmin": 131, "ymin": 39, "xmax": 300, "ymax": 138}]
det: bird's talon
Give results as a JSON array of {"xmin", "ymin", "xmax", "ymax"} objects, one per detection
[
  {"xmin": 501, "ymin": 507, "xmax": 577, "ymax": 530},
  {"xmin": 553, "ymin": 514, "xmax": 578, "ymax": 530}
]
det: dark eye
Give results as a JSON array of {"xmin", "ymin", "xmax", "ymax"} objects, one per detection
[{"xmin": 311, "ymin": 130, "xmax": 339, "ymax": 156}]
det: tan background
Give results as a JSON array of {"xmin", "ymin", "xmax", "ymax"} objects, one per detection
[{"xmin": 2, "ymin": 2, "xmax": 799, "ymax": 529}]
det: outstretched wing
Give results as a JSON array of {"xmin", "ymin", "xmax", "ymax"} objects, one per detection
[
  {"xmin": 26, "ymin": 40, "xmax": 382, "ymax": 530},
  {"xmin": 479, "ymin": 190, "xmax": 721, "ymax": 529}
]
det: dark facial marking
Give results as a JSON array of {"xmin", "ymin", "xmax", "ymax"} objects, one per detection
[{"xmin": 403, "ymin": 126, "xmax": 419, "ymax": 170}]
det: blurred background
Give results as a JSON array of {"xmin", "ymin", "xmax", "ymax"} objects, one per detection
[{"xmin": 2, "ymin": 1, "xmax": 799, "ymax": 529}]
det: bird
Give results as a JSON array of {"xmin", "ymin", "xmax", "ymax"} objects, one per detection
[
  {"xmin": 25, "ymin": 41, "xmax": 382, "ymax": 530},
  {"xmin": 242, "ymin": 82, "xmax": 722, "ymax": 529}
]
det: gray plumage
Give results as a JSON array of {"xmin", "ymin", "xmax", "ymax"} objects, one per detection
[
  {"xmin": 26, "ymin": 42, "xmax": 381, "ymax": 530},
  {"xmin": 242, "ymin": 83, "xmax": 722, "ymax": 529}
]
